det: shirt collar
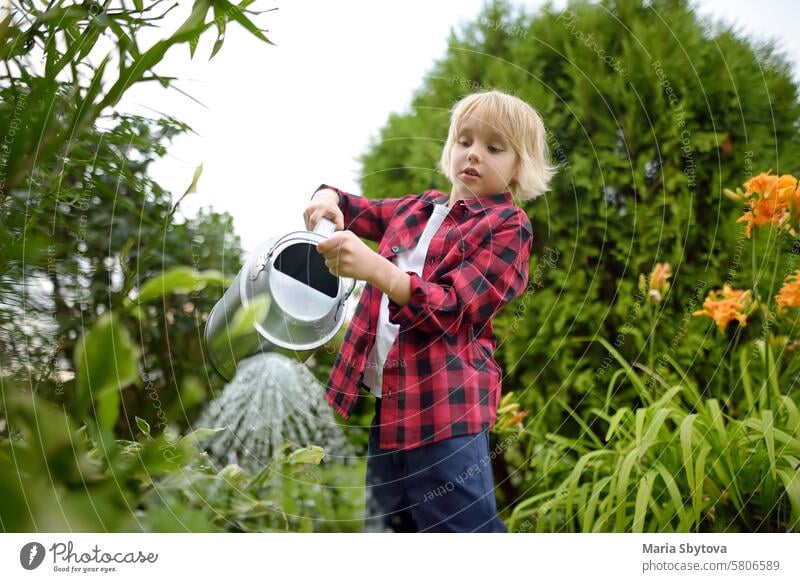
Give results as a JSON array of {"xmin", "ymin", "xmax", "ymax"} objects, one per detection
[{"xmin": 425, "ymin": 190, "xmax": 514, "ymax": 213}]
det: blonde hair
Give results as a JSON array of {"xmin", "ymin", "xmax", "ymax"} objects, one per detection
[{"xmin": 438, "ymin": 90, "xmax": 556, "ymax": 201}]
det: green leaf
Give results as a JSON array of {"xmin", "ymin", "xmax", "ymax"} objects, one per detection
[
  {"xmin": 615, "ymin": 449, "xmax": 638, "ymax": 531},
  {"xmin": 706, "ymin": 399, "xmax": 728, "ymax": 449},
  {"xmin": 0, "ymin": 12, "xmax": 13, "ymax": 41},
  {"xmin": 218, "ymin": 463, "xmax": 247, "ymax": 486},
  {"xmin": 74, "ymin": 313, "xmax": 140, "ymax": 429},
  {"xmin": 582, "ymin": 476, "xmax": 613, "ymax": 532},
  {"xmin": 35, "ymin": 5, "xmax": 90, "ymax": 26},
  {"xmin": 135, "ymin": 416, "xmax": 151, "ymax": 438},
  {"xmin": 742, "ymin": 419, "xmax": 800, "ymax": 453},
  {"xmin": 653, "ymin": 462, "xmax": 690, "ymax": 531},
  {"xmin": 75, "ymin": 21, "xmax": 104, "ymax": 62},
  {"xmin": 101, "ymin": 1, "xmax": 214, "ymax": 109},
  {"xmin": 217, "ymin": 0, "xmax": 275, "ymax": 45},
  {"xmin": 638, "ymin": 407, "xmax": 670, "ymax": 461},
  {"xmin": 287, "ymin": 445, "xmax": 325, "ymax": 465},
  {"xmin": 766, "ymin": 340, "xmax": 781, "ymax": 401},
  {"xmin": 210, "ymin": 4, "xmax": 227, "ymax": 59},
  {"xmin": 184, "ymin": 162, "xmax": 204, "ymax": 196},
  {"xmin": 97, "ymin": 388, "xmax": 121, "ymax": 433},
  {"xmin": 133, "ymin": 435, "xmax": 197, "ymax": 476},
  {"xmin": 65, "ymin": 53, "xmax": 110, "ymax": 138},
  {"xmin": 179, "ymin": 427, "xmax": 226, "ymax": 449},
  {"xmin": 679, "ymin": 414, "xmax": 697, "ymax": 492},
  {"xmin": 778, "ymin": 395, "xmax": 800, "ymax": 435},
  {"xmin": 173, "ymin": 0, "xmax": 212, "ymax": 39},
  {"xmin": 558, "ymin": 399, "xmax": 603, "ymax": 448},
  {"xmin": 605, "ymin": 406, "xmax": 631, "ymax": 442},
  {"xmin": 573, "ymin": 337, "xmax": 650, "ymax": 403},
  {"xmin": 739, "ymin": 347, "xmax": 755, "ymax": 410},
  {"xmin": 634, "ymin": 408, "xmax": 646, "ymax": 448},
  {"xmin": 136, "ymin": 267, "xmax": 228, "ymax": 303},
  {"xmin": 210, "ymin": 32, "xmax": 225, "ymax": 59},
  {"xmin": 561, "ymin": 450, "xmax": 611, "ymax": 523},
  {"xmin": 777, "ymin": 468, "xmax": 800, "ymax": 530},
  {"xmin": 632, "ymin": 469, "xmax": 657, "ymax": 533},
  {"xmin": 762, "ymin": 409, "xmax": 777, "ymax": 481},
  {"xmin": 0, "ymin": 15, "xmax": 23, "ymax": 61},
  {"xmin": 693, "ymin": 444, "xmax": 712, "ymax": 525}
]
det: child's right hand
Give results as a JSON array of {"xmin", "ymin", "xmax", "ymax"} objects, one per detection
[{"xmin": 303, "ymin": 188, "xmax": 344, "ymax": 231}]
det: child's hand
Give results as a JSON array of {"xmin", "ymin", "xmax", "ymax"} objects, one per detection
[
  {"xmin": 303, "ymin": 188, "xmax": 344, "ymax": 231},
  {"xmin": 316, "ymin": 231, "xmax": 384, "ymax": 282}
]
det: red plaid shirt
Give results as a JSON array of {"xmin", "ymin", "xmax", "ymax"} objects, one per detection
[{"xmin": 312, "ymin": 183, "xmax": 533, "ymax": 451}]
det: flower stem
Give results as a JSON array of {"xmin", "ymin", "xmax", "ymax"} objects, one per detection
[
  {"xmin": 647, "ymin": 308, "xmax": 655, "ymax": 371},
  {"xmin": 763, "ymin": 241, "xmax": 783, "ymax": 409},
  {"xmin": 727, "ymin": 323, "xmax": 743, "ymax": 411}
]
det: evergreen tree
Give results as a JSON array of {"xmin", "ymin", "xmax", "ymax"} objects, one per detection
[{"xmin": 357, "ymin": 0, "xmax": 800, "ymax": 421}]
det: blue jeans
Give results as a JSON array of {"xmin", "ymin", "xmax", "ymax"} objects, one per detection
[{"xmin": 364, "ymin": 398, "xmax": 508, "ymax": 533}]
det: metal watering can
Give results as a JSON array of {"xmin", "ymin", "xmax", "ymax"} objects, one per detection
[{"xmin": 204, "ymin": 217, "xmax": 356, "ymax": 381}]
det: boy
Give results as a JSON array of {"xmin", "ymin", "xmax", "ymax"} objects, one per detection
[{"xmin": 304, "ymin": 90, "xmax": 555, "ymax": 532}]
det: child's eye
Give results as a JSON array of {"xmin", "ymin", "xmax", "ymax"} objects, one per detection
[{"xmin": 489, "ymin": 146, "xmax": 502, "ymax": 153}]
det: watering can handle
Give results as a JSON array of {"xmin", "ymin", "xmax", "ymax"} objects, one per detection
[
  {"xmin": 313, "ymin": 216, "xmax": 337, "ymax": 238},
  {"xmin": 311, "ymin": 217, "xmax": 357, "ymax": 298}
]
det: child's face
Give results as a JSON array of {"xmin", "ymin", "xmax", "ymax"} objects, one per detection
[{"xmin": 449, "ymin": 117, "xmax": 519, "ymax": 199}]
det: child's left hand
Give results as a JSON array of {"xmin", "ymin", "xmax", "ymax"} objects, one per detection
[{"xmin": 316, "ymin": 231, "xmax": 383, "ymax": 282}]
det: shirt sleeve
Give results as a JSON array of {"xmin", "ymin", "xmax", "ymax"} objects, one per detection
[
  {"xmin": 386, "ymin": 213, "xmax": 533, "ymax": 334},
  {"xmin": 313, "ymin": 183, "xmax": 402, "ymax": 242}
]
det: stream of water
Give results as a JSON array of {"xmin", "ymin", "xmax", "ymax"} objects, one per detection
[{"xmin": 197, "ymin": 352, "xmax": 356, "ymax": 473}]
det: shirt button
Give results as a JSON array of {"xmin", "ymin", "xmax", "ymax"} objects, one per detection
[{"xmin": 392, "ymin": 246, "xmax": 400, "ymax": 252}]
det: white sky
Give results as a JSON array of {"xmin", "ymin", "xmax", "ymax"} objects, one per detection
[{"xmin": 117, "ymin": 0, "xmax": 800, "ymax": 254}]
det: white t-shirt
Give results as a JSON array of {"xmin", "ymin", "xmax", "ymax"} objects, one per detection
[{"xmin": 362, "ymin": 200, "xmax": 452, "ymax": 397}]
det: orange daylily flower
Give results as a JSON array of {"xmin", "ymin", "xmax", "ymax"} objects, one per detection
[
  {"xmin": 776, "ymin": 269, "xmax": 800, "ymax": 310},
  {"xmin": 735, "ymin": 171, "xmax": 800, "ymax": 238},
  {"xmin": 498, "ymin": 409, "xmax": 529, "ymax": 430},
  {"xmin": 692, "ymin": 284, "xmax": 752, "ymax": 333},
  {"xmin": 494, "ymin": 392, "xmax": 528, "ymax": 432},
  {"xmin": 638, "ymin": 262, "xmax": 672, "ymax": 304}
]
